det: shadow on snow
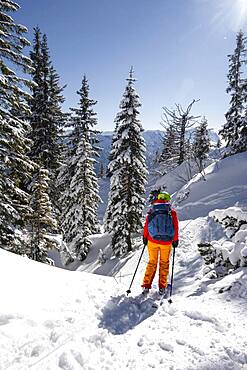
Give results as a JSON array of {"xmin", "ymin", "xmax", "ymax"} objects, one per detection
[{"xmin": 99, "ymin": 293, "xmax": 157, "ymax": 335}]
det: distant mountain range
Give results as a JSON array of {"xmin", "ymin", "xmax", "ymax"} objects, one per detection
[{"xmin": 97, "ymin": 129, "xmax": 220, "ymax": 173}]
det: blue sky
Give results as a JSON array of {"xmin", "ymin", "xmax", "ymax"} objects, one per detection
[{"xmin": 16, "ymin": 0, "xmax": 247, "ymax": 131}]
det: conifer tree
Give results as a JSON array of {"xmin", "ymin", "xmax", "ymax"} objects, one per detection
[
  {"xmin": 193, "ymin": 117, "xmax": 211, "ymax": 172},
  {"xmin": 0, "ymin": 0, "xmax": 33, "ymax": 115},
  {"xmin": 0, "ymin": 114, "xmax": 35, "ymax": 252},
  {"xmin": 99, "ymin": 162, "xmax": 105, "ymax": 177},
  {"xmin": 29, "ymin": 28, "xmax": 65, "ymax": 177},
  {"xmin": 47, "ymin": 65, "xmax": 67, "ymax": 210},
  {"xmin": 232, "ymin": 116, "xmax": 247, "ymax": 153},
  {"xmin": 105, "ymin": 117, "xmax": 120, "ymax": 178},
  {"xmin": 0, "ymin": 1, "xmax": 36, "ymax": 253},
  {"xmin": 104, "ymin": 68, "xmax": 148, "ymax": 256},
  {"xmin": 159, "ymin": 119, "xmax": 180, "ymax": 173},
  {"xmin": 59, "ymin": 76, "xmax": 100, "ymax": 208},
  {"xmin": 69, "ymin": 75, "xmax": 100, "ymax": 157},
  {"xmin": 62, "ymin": 135, "xmax": 100, "ymax": 260},
  {"xmin": 60, "ymin": 77, "xmax": 101, "ymax": 260},
  {"xmin": 153, "ymin": 149, "xmax": 160, "ymax": 165},
  {"xmin": 66, "ymin": 75, "xmax": 100, "ymax": 233},
  {"xmin": 216, "ymin": 138, "xmax": 222, "ymax": 155},
  {"xmin": 219, "ymin": 31, "xmax": 246, "ymax": 148},
  {"xmin": 27, "ymin": 168, "xmax": 57, "ymax": 263},
  {"xmin": 29, "ymin": 27, "xmax": 45, "ymax": 160}
]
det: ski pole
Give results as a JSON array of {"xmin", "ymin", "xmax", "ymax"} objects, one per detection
[
  {"xmin": 168, "ymin": 246, "xmax": 176, "ymax": 304},
  {"xmin": 126, "ymin": 244, "xmax": 146, "ymax": 295}
]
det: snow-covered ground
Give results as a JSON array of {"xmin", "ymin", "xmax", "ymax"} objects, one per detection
[
  {"xmin": 1, "ymin": 151, "xmax": 247, "ymax": 369},
  {"xmin": 1, "ymin": 214, "xmax": 247, "ymax": 370},
  {"xmin": 172, "ymin": 151, "xmax": 247, "ymax": 220}
]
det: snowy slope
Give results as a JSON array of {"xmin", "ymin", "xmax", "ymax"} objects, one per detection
[
  {"xmin": 1, "ymin": 214, "xmax": 247, "ymax": 370},
  {"xmin": 1, "ymin": 147, "xmax": 247, "ymax": 370},
  {"xmin": 169, "ymin": 152, "xmax": 247, "ymax": 221},
  {"xmin": 153, "ymin": 158, "xmax": 202, "ymax": 195}
]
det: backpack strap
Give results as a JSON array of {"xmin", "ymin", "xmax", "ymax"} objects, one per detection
[{"xmin": 148, "ymin": 203, "xmax": 171, "ymax": 221}]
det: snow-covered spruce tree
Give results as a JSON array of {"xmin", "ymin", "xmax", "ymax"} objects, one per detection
[
  {"xmin": 29, "ymin": 28, "xmax": 65, "ymax": 186},
  {"xmin": 29, "ymin": 27, "xmax": 45, "ymax": 161},
  {"xmin": 69, "ymin": 75, "xmax": 101, "ymax": 158},
  {"xmin": 105, "ymin": 117, "xmax": 120, "ymax": 179},
  {"xmin": 233, "ymin": 116, "xmax": 247, "ymax": 152},
  {"xmin": 61, "ymin": 133, "xmax": 101, "ymax": 260},
  {"xmin": 27, "ymin": 168, "xmax": 57, "ymax": 264},
  {"xmin": 46, "ymin": 65, "xmax": 67, "ymax": 212},
  {"xmin": 0, "ymin": 114, "xmax": 36, "ymax": 253},
  {"xmin": 219, "ymin": 31, "xmax": 246, "ymax": 149},
  {"xmin": 60, "ymin": 77, "xmax": 101, "ymax": 260},
  {"xmin": 159, "ymin": 119, "xmax": 180, "ymax": 173},
  {"xmin": 0, "ymin": 0, "xmax": 33, "ymax": 115},
  {"xmin": 193, "ymin": 117, "xmax": 211, "ymax": 173},
  {"xmin": 0, "ymin": 1, "xmax": 37, "ymax": 253},
  {"xmin": 59, "ymin": 76, "xmax": 101, "ymax": 236},
  {"xmin": 104, "ymin": 68, "xmax": 148, "ymax": 256},
  {"xmin": 231, "ymin": 98, "xmax": 247, "ymax": 154},
  {"xmin": 104, "ymin": 117, "xmax": 122, "ymax": 233}
]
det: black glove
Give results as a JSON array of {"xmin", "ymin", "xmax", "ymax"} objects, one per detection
[
  {"xmin": 143, "ymin": 237, "xmax": 148, "ymax": 246},
  {"xmin": 172, "ymin": 240, "xmax": 179, "ymax": 248}
]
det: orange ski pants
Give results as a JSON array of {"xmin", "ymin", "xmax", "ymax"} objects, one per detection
[{"xmin": 142, "ymin": 240, "xmax": 172, "ymax": 289}]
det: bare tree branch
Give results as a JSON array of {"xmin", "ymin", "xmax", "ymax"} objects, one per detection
[{"xmin": 160, "ymin": 99, "xmax": 200, "ymax": 165}]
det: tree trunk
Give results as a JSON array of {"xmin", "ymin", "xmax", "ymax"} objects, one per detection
[{"xmin": 178, "ymin": 117, "xmax": 186, "ymax": 164}]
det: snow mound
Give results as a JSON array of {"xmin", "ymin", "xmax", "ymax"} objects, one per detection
[
  {"xmin": 207, "ymin": 206, "xmax": 247, "ymax": 272},
  {"xmin": 209, "ymin": 206, "xmax": 247, "ymax": 224}
]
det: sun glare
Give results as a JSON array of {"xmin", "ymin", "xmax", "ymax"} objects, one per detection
[
  {"xmin": 237, "ymin": 0, "xmax": 247, "ymax": 15},
  {"xmin": 234, "ymin": 0, "xmax": 247, "ymax": 28},
  {"xmin": 211, "ymin": 0, "xmax": 247, "ymax": 32}
]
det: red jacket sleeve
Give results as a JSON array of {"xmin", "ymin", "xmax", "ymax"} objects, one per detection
[
  {"xmin": 171, "ymin": 209, "xmax": 179, "ymax": 241},
  {"xmin": 143, "ymin": 215, "xmax": 148, "ymax": 239}
]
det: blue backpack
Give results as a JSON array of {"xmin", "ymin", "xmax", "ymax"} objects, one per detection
[{"xmin": 147, "ymin": 203, "xmax": 174, "ymax": 242}]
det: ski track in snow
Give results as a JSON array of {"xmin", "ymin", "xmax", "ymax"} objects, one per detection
[{"xmin": 1, "ymin": 219, "xmax": 247, "ymax": 370}]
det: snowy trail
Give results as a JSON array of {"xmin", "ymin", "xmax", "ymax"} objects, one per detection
[
  {"xmin": 99, "ymin": 218, "xmax": 247, "ymax": 369},
  {"xmin": 1, "ymin": 219, "xmax": 247, "ymax": 369}
]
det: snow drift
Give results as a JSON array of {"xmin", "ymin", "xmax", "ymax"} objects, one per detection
[{"xmin": 172, "ymin": 151, "xmax": 247, "ymax": 220}]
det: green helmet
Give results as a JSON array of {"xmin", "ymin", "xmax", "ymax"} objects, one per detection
[{"xmin": 157, "ymin": 191, "xmax": 171, "ymax": 202}]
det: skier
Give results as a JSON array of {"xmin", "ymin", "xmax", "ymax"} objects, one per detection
[{"xmin": 142, "ymin": 190, "xmax": 179, "ymax": 295}]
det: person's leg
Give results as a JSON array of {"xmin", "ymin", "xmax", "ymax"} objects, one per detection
[
  {"xmin": 159, "ymin": 244, "xmax": 172, "ymax": 289},
  {"xmin": 142, "ymin": 241, "xmax": 159, "ymax": 289}
]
